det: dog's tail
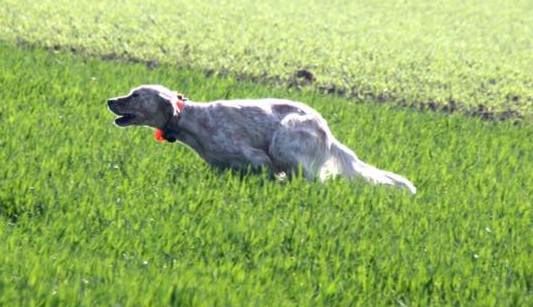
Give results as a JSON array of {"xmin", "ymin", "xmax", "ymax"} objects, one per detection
[{"xmin": 329, "ymin": 141, "xmax": 417, "ymax": 194}]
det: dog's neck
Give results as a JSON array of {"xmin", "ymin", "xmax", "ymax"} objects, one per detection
[
  {"xmin": 154, "ymin": 101, "xmax": 211, "ymax": 159},
  {"xmin": 155, "ymin": 99, "xmax": 212, "ymax": 145}
]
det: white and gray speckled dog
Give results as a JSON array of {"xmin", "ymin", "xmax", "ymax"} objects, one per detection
[{"xmin": 107, "ymin": 85, "xmax": 416, "ymax": 194}]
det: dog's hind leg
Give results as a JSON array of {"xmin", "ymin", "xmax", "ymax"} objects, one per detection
[{"xmin": 269, "ymin": 114, "xmax": 330, "ymax": 181}]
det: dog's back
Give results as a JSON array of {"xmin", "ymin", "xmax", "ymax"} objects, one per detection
[
  {"xmin": 208, "ymin": 98, "xmax": 323, "ymax": 122},
  {"xmin": 194, "ymin": 98, "xmax": 325, "ymax": 147}
]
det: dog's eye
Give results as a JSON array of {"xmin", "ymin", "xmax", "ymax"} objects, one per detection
[{"xmin": 131, "ymin": 92, "xmax": 140, "ymax": 98}]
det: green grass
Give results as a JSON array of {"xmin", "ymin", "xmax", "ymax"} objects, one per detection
[
  {"xmin": 0, "ymin": 43, "xmax": 532, "ymax": 306},
  {"xmin": 1, "ymin": 0, "xmax": 532, "ymax": 117}
]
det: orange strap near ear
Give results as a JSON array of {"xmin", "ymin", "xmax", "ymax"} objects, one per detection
[{"xmin": 176, "ymin": 98, "xmax": 185, "ymax": 113}]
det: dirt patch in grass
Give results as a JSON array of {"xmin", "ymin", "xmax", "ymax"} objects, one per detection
[{"xmin": 20, "ymin": 39, "xmax": 528, "ymax": 123}]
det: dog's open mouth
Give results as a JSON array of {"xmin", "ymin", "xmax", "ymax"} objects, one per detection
[{"xmin": 114, "ymin": 113, "xmax": 137, "ymax": 126}]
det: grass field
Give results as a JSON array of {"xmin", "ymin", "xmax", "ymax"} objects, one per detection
[
  {"xmin": 0, "ymin": 42, "xmax": 532, "ymax": 306},
  {"xmin": 1, "ymin": 0, "xmax": 532, "ymax": 117}
]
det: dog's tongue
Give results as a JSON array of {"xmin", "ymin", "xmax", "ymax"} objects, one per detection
[{"xmin": 154, "ymin": 129, "xmax": 166, "ymax": 142}]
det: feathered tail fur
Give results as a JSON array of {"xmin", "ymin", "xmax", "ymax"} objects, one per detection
[{"xmin": 327, "ymin": 141, "xmax": 417, "ymax": 194}]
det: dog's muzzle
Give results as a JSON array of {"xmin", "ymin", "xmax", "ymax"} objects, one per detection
[{"xmin": 108, "ymin": 99, "xmax": 138, "ymax": 126}]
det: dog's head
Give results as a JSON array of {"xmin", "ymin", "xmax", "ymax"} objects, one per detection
[{"xmin": 107, "ymin": 85, "xmax": 178, "ymax": 128}]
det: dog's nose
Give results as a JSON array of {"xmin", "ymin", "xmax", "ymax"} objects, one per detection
[{"xmin": 107, "ymin": 100, "xmax": 115, "ymax": 107}]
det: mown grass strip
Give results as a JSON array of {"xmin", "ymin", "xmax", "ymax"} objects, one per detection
[
  {"xmin": 0, "ymin": 43, "xmax": 532, "ymax": 306},
  {"xmin": 1, "ymin": 0, "xmax": 532, "ymax": 118}
]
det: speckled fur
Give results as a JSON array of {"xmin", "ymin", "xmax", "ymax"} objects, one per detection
[{"xmin": 107, "ymin": 85, "xmax": 416, "ymax": 194}]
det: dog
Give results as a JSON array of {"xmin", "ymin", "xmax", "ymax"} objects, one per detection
[{"xmin": 107, "ymin": 85, "xmax": 416, "ymax": 194}]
